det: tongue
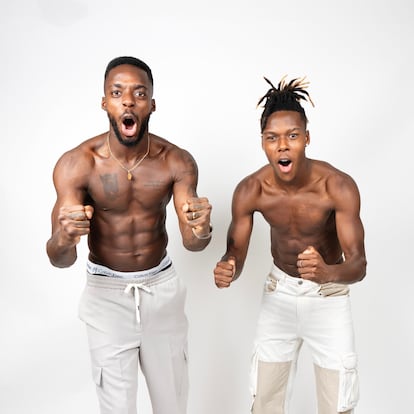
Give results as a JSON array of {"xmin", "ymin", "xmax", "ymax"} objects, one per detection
[
  {"xmin": 279, "ymin": 163, "xmax": 292, "ymax": 173},
  {"xmin": 121, "ymin": 122, "xmax": 138, "ymax": 137}
]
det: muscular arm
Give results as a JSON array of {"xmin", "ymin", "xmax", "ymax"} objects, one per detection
[
  {"xmin": 298, "ymin": 174, "xmax": 367, "ymax": 284},
  {"xmin": 172, "ymin": 149, "xmax": 212, "ymax": 251},
  {"xmin": 46, "ymin": 149, "xmax": 93, "ymax": 268},
  {"xmin": 330, "ymin": 175, "xmax": 367, "ymax": 283},
  {"xmin": 214, "ymin": 177, "xmax": 256, "ymax": 287}
]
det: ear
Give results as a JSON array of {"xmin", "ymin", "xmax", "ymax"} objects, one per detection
[
  {"xmin": 101, "ymin": 96, "xmax": 107, "ymax": 112},
  {"xmin": 151, "ymin": 99, "xmax": 156, "ymax": 113},
  {"xmin": 305, "ymin": 130, "xmax": 310, "ymax": 146}
]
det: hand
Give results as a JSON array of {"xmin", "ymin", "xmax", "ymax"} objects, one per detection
[
  {"xmin": 296, "ymin": 246, "xmax": 330, "ymax": 283},
  {"xmin": 214, "ymin": 256, "xmax": 236, "ymax": 288},
  {"xmin": 182, "ymin": 197, "xmax": 212, "ymax": 238},
  {"xmin": 57, "ymin": 205, "xmax": 94, "ymax": 246}
]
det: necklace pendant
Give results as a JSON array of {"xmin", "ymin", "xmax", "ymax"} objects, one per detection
[{"xmin": 127, "ymin": 172, "xmax": 132, "ymax": 181}]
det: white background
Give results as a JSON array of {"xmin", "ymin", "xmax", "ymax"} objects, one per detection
[{"xmin": 1, "ymin": 0, "xmax": 413, "ymax": 413}]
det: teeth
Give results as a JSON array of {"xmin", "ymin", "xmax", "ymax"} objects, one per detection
[{"xmin": 279, "ymin": 160, "xmax": 291, "ymax": 166}]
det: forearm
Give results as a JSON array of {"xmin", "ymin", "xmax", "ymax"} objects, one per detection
[
  {"xmin": 46, "ymin": 232, "xmax": 78, "ymax": 268},
  {"xmin": 182, "ymin": 223, "xmax": 212, "ymax": 251},
  {"xmin": 330, "ymin": 255, "xmax": 367, "ymax": 284}
]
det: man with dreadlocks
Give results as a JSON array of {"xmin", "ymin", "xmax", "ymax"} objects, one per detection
[{"xmin": 213, "ymin": 76, "xmax": 366, "ymax": 414}]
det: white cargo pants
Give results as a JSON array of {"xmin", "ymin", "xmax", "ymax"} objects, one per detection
[
  {"xmin": 251, "ymin": 264, "xmax": 359, "ymax": 414},
  {"xmin": 78, "ymin": 260, "xmax": 188, "ymax": 414}
]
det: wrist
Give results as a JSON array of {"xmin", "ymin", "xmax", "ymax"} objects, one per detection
[{"xmin": 192, "ymin": 224, "xmax": 213, "ymax": 240}]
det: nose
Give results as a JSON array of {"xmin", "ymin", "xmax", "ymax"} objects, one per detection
[
  {"xmin": 278, "ymin": 136, "xmax": 289, "ymax": 151},
  {"xmin": 122, "ymin": 90, "xmax": 135, "ymax": 108}
]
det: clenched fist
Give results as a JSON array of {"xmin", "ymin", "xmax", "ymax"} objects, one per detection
[{"xmin": 214, "ymin": 256, "xmax": 236, "ymax": 288}]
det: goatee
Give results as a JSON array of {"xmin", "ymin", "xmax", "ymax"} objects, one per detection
[{"xmin": 109, "ymin": 114, "xmax": 151, "ymax": 148}]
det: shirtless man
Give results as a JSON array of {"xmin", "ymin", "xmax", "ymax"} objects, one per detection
[
  {"xmin": 213, "ymin": 77, "xmax": 366, "ymax": 414},
  {"xmin": 46, "ymin": 56, "xmax": 212, "ymax": 414}
]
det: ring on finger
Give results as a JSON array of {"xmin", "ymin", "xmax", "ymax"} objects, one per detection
[{"xmin": 192, "ymin": 212, "xmax": 197, "ymax": 220}]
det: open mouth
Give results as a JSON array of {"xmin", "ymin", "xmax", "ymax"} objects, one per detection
[
  {"xmin": 278, "ymin": 158, "xmax": 292, "ymax": 173},
  {"xmin": 121, "ymin": 114, "xmax": 138, "ymax": 137},
  {"xmin": 278, "ymin": 159, "xmax": 292, "ymax": 167},
  {"xmin": 123, "ymin": 116, "xmax": 136, "ymax": 130}
]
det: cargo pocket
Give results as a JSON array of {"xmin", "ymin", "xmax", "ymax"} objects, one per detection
[
  {"xmin": 170, "ymin": 340, "xmax": 189, "ymax": 398},
  {"xmin": 249, "ymin": 346, "xmax": 259, "ymax": 411},
  {"xmin": 337, "ymin": 353, "xmax": 359, "ymax": 412},
  {"xmin": 92, "ymin": 365, "xmax": 103, "ymax": 387},
  {"xmin": 182, "ymin": 346, "xmax": 189, "ymax": 398}
]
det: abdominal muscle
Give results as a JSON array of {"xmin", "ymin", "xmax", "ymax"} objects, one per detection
[
  {"xmin": 270, "ymin": 231, "xmax": 343, "ymax": 278},
  {"xmin": 87, "ymin": 209, "xmax": 169, "ymax": 272}
]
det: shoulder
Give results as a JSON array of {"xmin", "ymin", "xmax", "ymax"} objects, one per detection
[
  {"xmin": 236, "ymin": 165, "xmax": 272, "ymax": 194},
  {"xmin": 316, "ymin": 161, "xmax": 358, "ymax": 189},
  {"xmin": 53, "ymin": 134, "xmax": 106, "ymax": 181},
  {"xmin": 150, "ymin": 134, "xmax": 194, "ymax": 160},
  {"xmin": 232, "ymin": 165, "xmax": 270, "ymax": 210},
  {"xmin": 150, "ymin": 134, "xmax": 197, "ymax": 174},
  {"xmin": 313, "ymin": 160, "xmax": 360, "ymax": 204}
]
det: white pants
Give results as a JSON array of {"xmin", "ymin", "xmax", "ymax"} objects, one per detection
[
  {"xmin": 78, "ymin": 262, "xmax": 188, "ymax": 414},
  {"xmin": 251, "ymin": 264, "xmax": 359, "ymax": 414}
]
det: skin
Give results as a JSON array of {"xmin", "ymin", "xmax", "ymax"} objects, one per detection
[
  {"xmin": 47, "ymin": 63, "xmax": 212, "ymax": 271},
  {"xmin": 214, "ymin": 110, "xmax": 366, "ymax": 288}
]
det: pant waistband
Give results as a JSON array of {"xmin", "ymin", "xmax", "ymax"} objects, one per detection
[
  {"xmin": 269, "ymin": 263, "xmax": 349, "ymax": 296},
  {"xmin": 86, "ymin": 255, "xmax": 172, "ymax": 280},
  {"xmin": 270, "ymin": 263, "xmax": 316, "ymax": 285}
]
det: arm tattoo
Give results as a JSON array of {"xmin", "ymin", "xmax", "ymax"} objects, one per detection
[{"xmin": 180, "ymin": 152, "xmax": 198, "ymax": 177}]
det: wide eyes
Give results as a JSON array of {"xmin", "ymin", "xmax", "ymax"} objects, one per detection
[
  {"xmin": 263, "ymin": 133, "xmax": 299, "ymax": 141},
  {"xmin": 110, "ymin": 90, "xmax": 147, "ymax": 98}
]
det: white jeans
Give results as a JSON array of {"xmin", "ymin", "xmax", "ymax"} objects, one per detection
[
  {"xmin": 251, "ymin": 264, "xmax": 359, "ymax": 414},
  {"xmin": 78, "ymin": 262, "xmax": 188, "ymax": 414}
]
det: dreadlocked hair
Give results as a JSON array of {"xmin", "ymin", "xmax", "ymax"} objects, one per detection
[{"xmin": 258, "ymin": 75, "xmax": 314, "ymax": 132}]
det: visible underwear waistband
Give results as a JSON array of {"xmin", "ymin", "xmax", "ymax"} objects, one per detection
[
  {"xmin": 86, "ymin": 255, "xmax": 172, "ymax": 280},
  {"xmin": 86, "ymin": 263, "xmax": 175, "ymax": 290}
]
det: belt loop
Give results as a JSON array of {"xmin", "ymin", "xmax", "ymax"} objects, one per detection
[{"xmin": 271, "ymin": 264, "xmax": 286, "ymax": 283}]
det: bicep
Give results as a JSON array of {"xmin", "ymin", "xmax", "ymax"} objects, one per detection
[
  {"xmin": 50, "ymin": 154, "xmax": 89, "ymax": 229},
  {"xmin": 334, "ymin": 179, "xmax": 365, "ymax": 259},
  {"xmin": 172, "ymin": 151, "xmax": 199, "ymax": 222},
  {"xmin": 226, "ymin": 185, "xmax": 255, "ymax": 257}
]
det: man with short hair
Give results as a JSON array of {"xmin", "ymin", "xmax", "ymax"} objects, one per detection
[
  {"xmin": 214, "ymin": 76, "xmax": 366, "ymax": 414},
  {"xmin": 47, "ymin": 56, "xmax": 212, "ymax": 414}
]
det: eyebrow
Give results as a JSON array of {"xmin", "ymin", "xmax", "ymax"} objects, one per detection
[
  {"xmin": 111, "ymin": 83, "xmax": 148, "ymax": 90},
  {"xmin": 263, "ymin": 127, "xmax": 302, "ymax": 134}
]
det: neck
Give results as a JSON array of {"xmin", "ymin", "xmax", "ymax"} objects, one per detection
[{"xmin": 108, "ymin": 132, "xmax": 150, "ymax": 161}]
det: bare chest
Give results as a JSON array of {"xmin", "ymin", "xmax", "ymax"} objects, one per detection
[
  {"xmin": 86, "ymin": 164, "xmax": 174, "ymax": 213},
  {"xmin": 257, "ymin": 191, "xmax": 335, "ymax": 236}
]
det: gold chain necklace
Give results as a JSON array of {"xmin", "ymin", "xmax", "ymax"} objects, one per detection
[{"xmin": 107, "ymin": 133, "xmax": 150, "ymax": 180}]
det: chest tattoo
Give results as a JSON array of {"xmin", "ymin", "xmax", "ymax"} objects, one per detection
[{"xmin": 100, "ymin": 173, "xmax": 119, "ymax": 200}]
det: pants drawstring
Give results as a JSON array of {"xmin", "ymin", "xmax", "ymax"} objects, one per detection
[{"xmin": 124, "ymin": 283, "xmax": 153, "ymax": 323}]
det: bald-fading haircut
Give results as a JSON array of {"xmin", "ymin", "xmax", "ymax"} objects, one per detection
[
  {"xmin": 258, "ymin": 76, "xmax": 314, "ymax": 132},
  {"xmin": 104, "ymin": 56, "xmax": 154, "ymax": 86}
]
